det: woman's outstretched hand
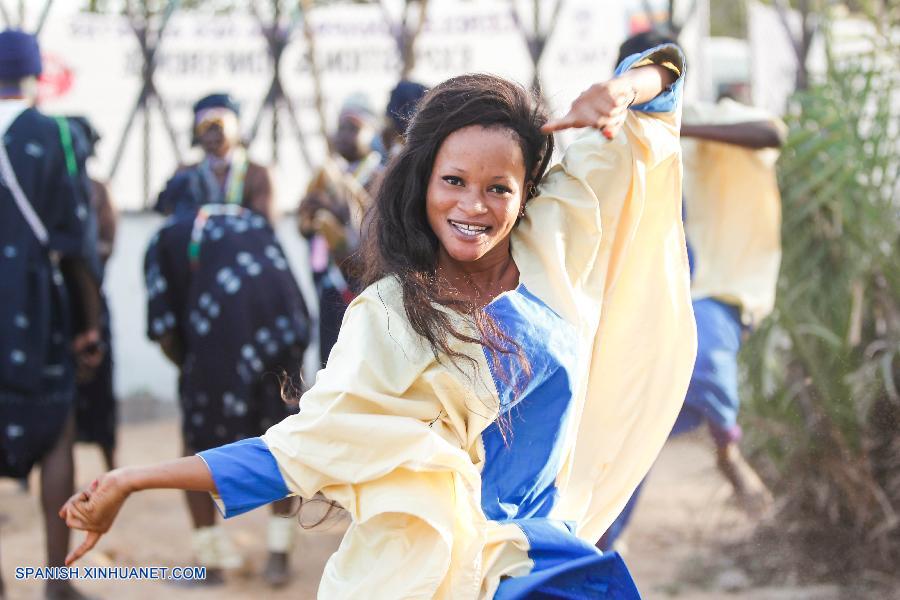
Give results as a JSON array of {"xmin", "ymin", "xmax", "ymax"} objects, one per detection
[
  {"xmin": 59, "ymin": 470, "xmax": 131, "ymax": 565},
  {"xmin": 542, "ymin": 63, "xmax": 676, "ymax": 138},
  {"xmin": 59, "ymin": 456, "xmax": 217, "ymax": 565},
  {"xmin": 541, "ymin": 78, "xmax": 637, "ymax": 139}
]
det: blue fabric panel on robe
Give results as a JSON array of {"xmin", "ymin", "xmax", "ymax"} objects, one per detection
[
  {"xmin": 479, "ymin": 285, "xmax": 578, "ymax": 521},
  {"xmin": 198, "ymin": 437, "xmax": 290, "ymax": 518},
  {"xmin": 676, "ymin": 298, "xmax": 742, "ymax": 434},
  {"xmin": 480, "ymin": 287, "xmax": 640, "ymax": 598},
  {"xmin": 615, "ymin": 44, "xmax": 685, "ymax": 114},
  {"xmin": 495, "ymin": 519, "xmax": 639, "ymax": 599}
]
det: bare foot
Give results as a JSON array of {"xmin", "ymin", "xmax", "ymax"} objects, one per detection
[{"xmin": 716, "ymin": 442, "xmax": 774, "ymax": 518}]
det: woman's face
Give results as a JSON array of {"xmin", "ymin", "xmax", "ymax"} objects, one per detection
[{"xmin": 426, "ymin": 125, "xmax": 526, "ymax": 268}]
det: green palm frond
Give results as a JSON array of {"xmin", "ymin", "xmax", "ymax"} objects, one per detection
[{"xmin": 740, "ymin": 28, "xmax": 900, "ymax": 576}]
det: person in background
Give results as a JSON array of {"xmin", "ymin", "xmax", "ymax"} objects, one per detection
[
  {"xmin": 0, "ymin": 29, "xmax": 102, "ymax": 600},
  {"xmin": 59, "ymin": 116, "xmax": 119, "ymax": 473},
  {"xmin": 146, "ymin": 171, "xmax": 311, "ymax": 587},
  {"xmin": 145, "ymin": 94, "xmax": 309, "ymax": 586},
  {"xmin": 163, "ymin": 93, "xmax": 276, "ymax": 224},
  {"xmin": 297, "ymin": 94, "xmax": 382, "ymax": 368},
  {"xmin": 381, "ymin": 79, "xmax": 428, "ymax": 160},
  {"xmin": 597, "ymin": 30, "xmax": 785, "ymax": 552}
]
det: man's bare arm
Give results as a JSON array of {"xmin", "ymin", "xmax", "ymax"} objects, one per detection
[{"xmin": 680, "ymin": 121, "xmax": 785, "ymax": 149}]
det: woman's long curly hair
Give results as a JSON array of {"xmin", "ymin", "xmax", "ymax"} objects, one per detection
[{"xmin": 360, "ymin": 74, "xmax": 554, "ymax": 386}]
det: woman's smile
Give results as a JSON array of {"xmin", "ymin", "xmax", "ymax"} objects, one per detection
[{"xmin": 448, "ymin": 219, "xmax": 490, "ymax": 238}]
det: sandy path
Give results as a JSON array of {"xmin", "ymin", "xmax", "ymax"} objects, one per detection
[{"xmin": 1, "ymin": 419, "xmax": 850, "ymax": 599}]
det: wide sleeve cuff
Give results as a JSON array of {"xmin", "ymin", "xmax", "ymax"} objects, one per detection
[
  {"xmin": 615, "ymin": 43, "xmax": 685, "ymax": 114},
  {"xmin": 197, "ymin": 437, "xmax": 291, "ymax": 518}
]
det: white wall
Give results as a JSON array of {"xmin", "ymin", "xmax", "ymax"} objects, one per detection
[{"xmin": 37, "ymin": 0, "xmax": 711, "ymax": 212}]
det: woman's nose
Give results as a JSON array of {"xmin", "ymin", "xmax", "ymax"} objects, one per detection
[{"xmin": 457, "ymin": 190, "xmax": 487, "ymax": 215}]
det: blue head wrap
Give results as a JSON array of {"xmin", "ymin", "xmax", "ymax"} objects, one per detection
[
  {"xmin": 193, "ymin": 93, "xmax": 240, "ymax": 119},
  {"xmin": 0, "ymin": 29, "xmax": 42, "ymax": 80}
]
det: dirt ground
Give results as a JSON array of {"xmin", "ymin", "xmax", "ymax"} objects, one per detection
[{"xmin": 0, "ymin": 417, "xmax": 883, "ymax": 600}]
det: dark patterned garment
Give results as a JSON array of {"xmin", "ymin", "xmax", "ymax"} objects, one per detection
[
  {"xmin": 0, "ymin": 106, "xmax": 89, "ymax": 477},
  {"xmin": 59, "ymin": 118, "xmax": 118, "ymax": 452},
  {"xmin": 75, "ymin": 296, "xmax": 116, "ymax": 450},
  {"xmin": 144, "ymin": 204, "xmax": 310, "ymax": 451}
]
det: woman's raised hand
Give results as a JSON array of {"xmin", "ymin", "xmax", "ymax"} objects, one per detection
[
  {"xmin": 542, "ymin": 78, "xmax": 637, "ymax": 139},
  {"xmin": 59, "ymin": 470, "xmax": 131, "ymax": 565}
]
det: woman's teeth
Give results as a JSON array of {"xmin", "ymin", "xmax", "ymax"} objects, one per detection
[{"xmin": 450, "ymin": 220, "xmax": 488, "ymax": 237}]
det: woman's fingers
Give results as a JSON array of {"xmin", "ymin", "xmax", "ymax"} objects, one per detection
[
  {"xmin": 60, "ymin": 486, "xmax": 107, "ymax": 532},
  {"xmin": 599, "ymin": 112, "xmax": 629, "ymax": 140},
  {"xmin": 543, "ymin": 105, "xmax": 605, "ymax": 133},
  {"xmin": 65, "ymin": 531, "xmax": 102, "ymax": 566},
  {"xmin": 542, "ymin": 88, "xmax": 633, "ymax": 134},
  {"xmin": 59, "ymin": 488, "xmax": 89, "ymax": 519},
  {"xmin": 541, "ymin": 113, "xmax": 579, "ymax": 134},
  {"xmin": 60, "ymin": 498, "xmax": 91, "ymax": 530},
  {"xmin": 543, "ymin": 111, "xmax": 626, "ymax": 134},
  {"xmin": 65, "ymin": 512, "xmax": 90, "ymax": 530}
]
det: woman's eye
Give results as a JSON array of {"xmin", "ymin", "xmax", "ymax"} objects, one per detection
[
  {"xmin": 442, "ymin": 176, "xmax": 462, "ymax": 186},
  {"xmin": 489, "ymin": 185, "xmax": 512, "ymax": 195}
]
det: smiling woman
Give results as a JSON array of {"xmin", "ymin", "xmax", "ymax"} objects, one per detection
[
  {"xmin": 426, "ymin": 126, "xmax": 526, "ymax": 268},
  {"xmin": 360, "ymin": 73, "xmax": 555, "ymax": 372},
  {"xmin": 62, "ymin": 44, "xmax": 694, "ymax": 599}
]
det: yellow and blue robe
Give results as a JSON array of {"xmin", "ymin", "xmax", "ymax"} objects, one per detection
[
  {"xmin": 197, "ymin": 44, "xmax": 695, "ymax": 599},
  {"xmin": 677, "ymin": 100, "xmax": 785, "ymax": 440}
]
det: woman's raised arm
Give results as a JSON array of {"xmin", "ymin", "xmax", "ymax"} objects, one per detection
[
  {"xmin": 541, "ymin": 63, "xmax": 678, "ymax": 137},
  {"xmin": 59, "ymin": 455, "xmax": 216, "ymax": 565}
]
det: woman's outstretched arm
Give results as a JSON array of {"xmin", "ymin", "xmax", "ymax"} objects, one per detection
[
  {"xmin": 541, "ymin": 63, "xmax": 677, "ymax": 137},
  {"xmin": 59, "ymin": 456, "xmax": 216, "ymax": 565}
]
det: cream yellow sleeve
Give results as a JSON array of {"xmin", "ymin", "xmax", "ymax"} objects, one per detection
[
  {"xmin": 261, "ymin": 279, "xmax": 492, "ymax": 598},
  {"xmin": 514, "ymin": 47, "xmax": 698, "ymax": 542},
  {"xmin": 568, "ymin": 109, "xmax": 696, "ymax": 543},
  {"xmin": 512, "ymin": 44, "xmax": 685, "ymax": 323}
]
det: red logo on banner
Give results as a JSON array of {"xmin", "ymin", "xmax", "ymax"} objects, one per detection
[{"xmin": 37, "ymin": 53, "xmax": 74, "ymax": 102}]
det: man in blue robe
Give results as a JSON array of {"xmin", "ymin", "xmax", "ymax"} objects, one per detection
[{"xmin": 0, "ymin": 29, "xmax": 101, "ymax": 600}]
